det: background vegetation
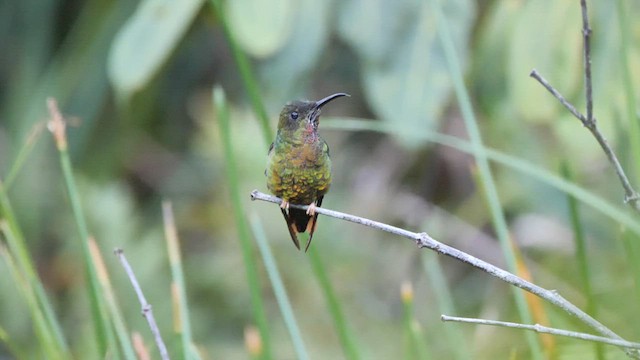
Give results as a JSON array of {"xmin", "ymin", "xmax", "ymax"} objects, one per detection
[{"xmin": 1, "ymin": 0, "xmax": 640, "ymax": 359}]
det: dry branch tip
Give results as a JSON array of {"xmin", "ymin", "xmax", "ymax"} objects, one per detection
[{"xmin": 251, "ymin": 189, "xmax": 639, "ymax": 358}]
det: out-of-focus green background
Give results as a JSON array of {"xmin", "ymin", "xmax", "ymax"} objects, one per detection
[{"xmin": 2, "ymin": 0, "xmax": 640, "ymax": 359}]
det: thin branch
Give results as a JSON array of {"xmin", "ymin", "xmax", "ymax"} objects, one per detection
[
  {"xmin": 531, "ymin": 69, "xmax": 640, "ymax": 209},
  {"xmin": 529, "ymin": 70, "xmax": 585, "ymax": 124},
  {"xmin": 250, "ymin": 190, "xmax": 640, "ymax": 359},
  {"xmin": 441, "ymin": 315, "xmax": 640, "ymax": 350},
  {"xmin": 114, "ymin": 248, "xmax": 170, "ymax": 360},
  {"xmin": 529, "ymin": 1, "xmax": 640, "ymax": 212},
  {"xmin": 581, "ymin": 0, "xmax": 593, "ymax": 124}
]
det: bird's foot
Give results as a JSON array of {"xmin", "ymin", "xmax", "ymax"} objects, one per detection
[
  {"xmin": 280, "ymin": 199, "xmax": 290, "ymax": 210},
  {"xmin": 306, "ymin": 202, "xmax": 317, "ymax": 216}
]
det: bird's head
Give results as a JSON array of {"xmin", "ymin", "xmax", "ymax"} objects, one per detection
[{"xmin": 277, "ymin": 93, "xmax": 349, "ymax": 139}]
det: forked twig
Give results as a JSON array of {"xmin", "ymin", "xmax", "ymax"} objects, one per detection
[
  {"xmin": 114, "ymin": 248, "xmax": 170, "ymax": 360},
  {"xmin": 530, "ymin": 0, "xmax": 640, "ymax": 211},
  {"xmin": 250, "ymin": 190, "xmax": 640, "ymax": 358}
]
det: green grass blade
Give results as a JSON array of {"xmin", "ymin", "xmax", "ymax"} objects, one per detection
[
  {"xmin": 3, "ymin": 122, "xmax": 45, "ymax": 190},
  {"xmin": 421, "ymin": 253, "xmax": 472, "ymax": 360},
  {"xmin": 249, "ymin": 214, "xmax": 310, "ymax": 360},
  {"xmin": 214, "ymin": 86, "xmax": 273, "ymax": 360},
  {"xmin": 162, "ymin": 201, "xmax": 199, "ymax": 360},
  {"xmin": 323, "ymin": 118, "xmax": 640, "ymax": 236},
  {"xmin": 0, "ymin": 235, "xmax": 62, "ymax": 360},
  {"xmin": 409, "ymin": 321, "xmax": 430, "ymax": 360},
  {"xmin": 428, "ymin": 0, "xmax": 542, "ymax": 356},
  {"xmin": 616, "ymin": 1, "xmax": 640, "ymax": 183},
  {"xmin": 622, "ymin": 230, "xmax": 640, "ymax": 332},
  {"xmin": 0, "ymin": 182, "xmax": 70, "ymax": 358},
  {"xmin": 205, "ymin": 4, "xmax": 344, "ymax": 354},
  {"xmin": 308, "ymin": 248, "xmax": 360, "ymax": 360},
  {"xmin": 401, "ymin": 282, "xmax": 431, "ymax": 360},
  {"xmin": 48, "ymin": 100, "xmax": 116, "ymax": 357},
  {"xmin": 0, "ymin": 120, "xmax": 69, "ymax": 357},
  {"xmin": 7, "ymin": 0, "xmax": 127, "ymax": 144},
  {"xmin": 561, "ymin": 163, "xmax": 605, "ymax": 360},
  {"xmin": 208, "ymin": 0, "xmax": 272, "ymax": 147},
  {"xmin": 0, "ymin": 323, "xmax": 27, "ymax": 359},
  {"xmin": 59, "ymin": 147, "xmax": 115, "ymax": 357},
  {"xmin": 400, "ymin": 282, "xmax": 414, "ymax": 360}
]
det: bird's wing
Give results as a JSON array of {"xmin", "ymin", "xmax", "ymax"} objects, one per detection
[{"xmin": 265, "ymin": 142, "xmax": 274, "ymax": 176}]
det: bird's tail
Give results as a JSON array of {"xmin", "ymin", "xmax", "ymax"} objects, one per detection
[
  {"xmin": 290, "ymin": 208, "xmax": 311, "ymax": 233},
  {"xmin": 280, "ymin": 197, "xmax": 323, "ymax": 252}
]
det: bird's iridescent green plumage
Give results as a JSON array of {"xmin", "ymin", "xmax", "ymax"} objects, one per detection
[{"xmin": 265, "ymin": 93, "xmax": 348, "ymax": 251}]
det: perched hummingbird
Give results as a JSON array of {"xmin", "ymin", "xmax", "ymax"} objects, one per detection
[{"xmin": 266, "ymin": 93, "xmax": 349, "ymax": 252}]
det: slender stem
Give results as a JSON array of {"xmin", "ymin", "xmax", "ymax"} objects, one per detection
[
  {"xmin": 401, "ymin": 282, "xmax": 431, "ymax": 360},
  {"xmin": 421, "ymin": 254, "xmax": 471, "ymax": 360},
  {"xmin": 0, "ymin": 182, "xmax": 70, "ymax": 358},
  {"xmin": 208, "ymin": 0, "xmax": 273, "ymax": 147},
  {"xmin": 530, "ymin": 2, "xmax": 640, "ymax": 212},
  {"xmin": 429, "ymin": 0, "xmax": 542, "ymax": 355},
  {"xmin": 162, "ymin": 201, "xmax": 197, "ymax": 360},
  {"xmin": 0, "ymin": 237, "xmax": 63, "ymax": 359},
  {"xmin": 616, "ymin": 0, "xmax": 640, "ymax": 189},
  {"xmin": 308, "ymin": 248, "xmax": 361, "ymax": 360},
  {"xmin": 324, "ymin": 117, "xmax": 640, "ymax": 235},
  {"xmin": 532, "ymin": 69, "xmax": 640, "ymax": 209},
  {"xmin": 0, "ymin": 322, "xmax": 28, "ymax": 359},
  {"xmin": 114, "ymin": 249, "xmax": 170, "ymax": 360},
  {"xmin": 581, "ymin": 0, "xmax": 593, "ymax": 124},
  {"xmin": 249, "ymin": 215, "xmax": 310, "ymax": 360},
  {"xmin": 88, "ymin": 238, "xmax": 137, "ymax": 360},
  {"xmin": 251, "ymin": 190, "xmax": 640, "ymax": 359},
  {"xmin": 3, "ymin": 122, "xmax": 45, "ymax": 190},
  {"xmin": 441, "ymin": 315, "xmax": 640, "ymax": 350},
  {"xmin": 214, "ymin": 87, "xmax": 273, "ymax": 359},
  {"xmin": 534, "ymin": 81, "xmax": 639, "ymax": 201},
  {"xmin": 562, "ymin": 163, "xmax": 604, "ymax": 359},
  {"xmin": 529, "ymin": 70, "xmax": 586, "ymax": 123},
  {"xmin": 46, "ymin": 98, "xmax": 114, "ymax": 356}
]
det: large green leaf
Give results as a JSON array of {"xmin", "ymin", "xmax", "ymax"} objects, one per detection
[
  {"xmin": 338, "ymin": 0, "xmax": 475, "ymax": 148},
  {"xmin": 508, "ymin": 0, "xmax": 582, "ymax": 123},
  {"xmin": 225, "ymin": 0, "xmax": 295, "ymax": 59},
  {"xmin": 108, "ymin": 0, "xmax": 204, "ymax": 98},
  {"xmin": 337, "ymin": 0, "xmax": 416, "ymax": 64},
  {"xmin": 259, "ymin": 0, "xmax": 330, "ymax": 106}
]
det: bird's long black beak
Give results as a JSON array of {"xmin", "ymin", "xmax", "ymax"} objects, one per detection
[{"xmin": 315, "ymin": 93, "xmax": 350, "ymax": 109}]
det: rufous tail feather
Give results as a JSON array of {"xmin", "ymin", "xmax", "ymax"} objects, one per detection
[
  {"xmin": 303, "ymin": 196, "xmax": 323, "ymax": 252},
  {"xmin": 279, "ymin": 197, "xmax": 324, "ymax": 252},
  {"xmin": 280, "ymin": 208, "xmax": 300, "ymax": 250}
]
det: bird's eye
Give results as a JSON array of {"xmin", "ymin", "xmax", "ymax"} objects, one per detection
[{"xmin": 290, "ymin": 111, "xmax": 299, "ymax": 120}]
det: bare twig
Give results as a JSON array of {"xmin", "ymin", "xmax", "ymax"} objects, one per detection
[
  {"xmin": 114, "ymin": 248, "xmax": 170, "ymax": 360},
  {"xmin": 581, "ymin": 0, "xmax": 593, "ymax": 124},
  {"xmin": 529, "ymin": 70, "xmax": 585, "ymax": 123},
  {"xmin": 250, "ymin": 190, "xmax": 640, "ymax": 358},
  {"xmin": 441, "ymin": 315, "xmax": 640, "ymax": 350},
  {"xmin": 529, "ymin": 1, "xmax": 640, "ymax": 211}
]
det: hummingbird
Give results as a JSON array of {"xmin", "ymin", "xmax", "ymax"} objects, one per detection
[{"xmin": 266, "ymin": 93, "xmax": 349, "ymax": 252}]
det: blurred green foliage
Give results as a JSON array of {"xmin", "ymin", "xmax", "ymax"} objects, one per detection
[{"xmin": 1, "ymin": 0, "xmax": 640, "ymax": 359}]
